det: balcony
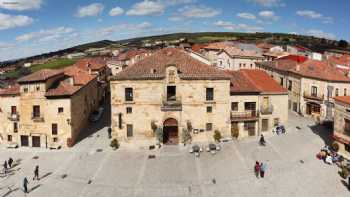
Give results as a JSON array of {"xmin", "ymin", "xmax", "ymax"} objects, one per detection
[
  {"xmin": 7, "ymin": 113, "xmax": 19, "ymax": 121},
  {"xmin": 303, "ymin": 91, "xmax": 324, "ymax": 101},
  {"xmin": 260, "ymin": 105, "xmax": 274, "ymax": 115},
  {"xmin": 31, "ymin": 113, "xmax": 44, "ymax": 122},
  {"xmin": 231, "ymin": 110, "xmax": 258, "ymax": 121},
  {"xmin": 161, "ymin": 96, "xmax": 182, "ymax": 111}
]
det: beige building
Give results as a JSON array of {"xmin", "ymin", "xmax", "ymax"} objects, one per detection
[
  {"xmin": 226, "ymin": 69, "xmax": 288, "ymax": 138},
  {"xmin": 216, "ymin": 47, "xmax": 264, "ymax": 70},
  {"xmin": 110, "ymin": 48, "xmax": 231, "ymax": 145},
  {"xmin": 0, "ymin": 66, "xmax": 99, "ymax": 148},
  {"xmin": 333, "ymin": 96, "xmax": 350, "ymax": 159},
  {"xmin": 256, "ymin": 59, "xmax": 350, "ymax": 123}
]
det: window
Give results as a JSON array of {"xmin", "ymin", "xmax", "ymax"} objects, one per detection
[
  {"xmin": 52, "ymin": 124, "xmax": 58, "ymax": 135},
  {"xmin": 244, "ymin": 121, "xmax": 256, "ymax": 136},
  {"xmin": 125, "ymin": 88, "xmax": 133, "ymax": 102},
  {"xmin": 53, "ymin": 137, "xmax": 58, "ymax": 142},
  {"xmin": 206, "ymin": 123, "xmax": 213, "ymax": 131},
  {"xmin": 126, "ymin": 107, "xmax": 132, "ymax": 114},
  {"xmin": 206, "ymin": 106, "xmax": 212, "ymax": 113},
  {"xmin": 311, "ymin": 86, "xmax": 317, "ymax": 97},
  {"xmin": 335, "ymin": 88, "xmax": 339, "ymax": 96},
  {"xmin": 239, "ymin": 63, "xmax": 242, "ymax": 68},
  {"xmin": 244, "ymin": 102, "xmax": 256, "ymax": 111},
  {"xmin": 11, "ymin": 106, "xmax": 17, "ymax": 115},
  {"xmin": 250, "ymin": 64, "xmax": 253, "ymax": 68},
  {"xmin": 127, "ymin": 124, "xmax": 133, "ymax": 137},
  {"xmin": 344, "ymin": 119, "xmax": 350, "ymax": 136},
  {"xmin": 231, "ymin": 102, "xmax": 238, "ymax": 111},
  {"xmin": 288, "ymin": 80, "xmax": 292, "ymax": 91},
  {"xmin": 7, "ymin": 135, "xmax": 12, "ymax": 142},
  {"xmin": 243, "ymin": 63, "xmax": 246, "ymax": 67},
  {"xmin": 280, "ymin": 77, "xmax": 283, "ymax": 86},
  {"xmin": 14, "ymin": 122, "xmax": 18, "ymax": 133},
  {"xmin": 206, "ymin": 88, "xmax": 214, "ymax": 101},
  {"xmin": 33, "ymin": 105, "xmax": 40, "ymax": 118},
  {"xmin": 262, "ymin": 119, "xmax": 269, "ymax": 131},
  {"xmin": 167, "ymin": 86, "xmax": 176, "ymax": 101},
  {"xmin": 345, "ymin": 88, "xmax": 347, "ymax": 96},
  {"xmin": 58, "ymin": 107, "xmax": 64, "ymax": 113}
]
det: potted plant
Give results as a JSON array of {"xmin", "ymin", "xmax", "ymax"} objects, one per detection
[
  {"xmin": 110, "ymin": 138, "xmax": 120, "ymax": 150},
  {"xmin": 182, "ymin": 128, "xmax": 192, "ymax": 145},
  {"xmin": 213, "ymin": 130, "xmax": 222, "ymax": 142}
]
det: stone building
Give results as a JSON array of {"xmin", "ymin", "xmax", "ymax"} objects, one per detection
[
  {"xmin": 215, "ymin": 47, "xmax": 264, "ymax": 70},
  {"xmin": 0, "ymin": 66, "xmax": 99, "ymax": 148},
  {"xmin": 226, "ymin": 69, "xmax": 288, "ymax": 138},
  {"xmin": 333, "ymin": 96, "xmax": 350, "ymax": 159},
  {"xmin": 256, "ymin": 59, "xmax": 350, "ymax": 123},
  {"xmin": 110, "ymin": 48, "xmax": 231, "ymax": 146}
]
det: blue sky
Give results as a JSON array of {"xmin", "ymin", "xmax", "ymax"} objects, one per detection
[{"xmin": 0, "ymin": 0, "xmax": 349, "ymax": 61}]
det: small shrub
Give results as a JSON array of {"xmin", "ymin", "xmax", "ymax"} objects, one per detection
[
  {"xmin": 110, "ymin": 139, "xmax": 120, "ymax": 150},
  {"xmin": 213, "ymin": 130, "xmax": 222, "ymax": 142},
  {"xmin": 332, "ymin": 142, "xmax": 340, "ymax": 152}
]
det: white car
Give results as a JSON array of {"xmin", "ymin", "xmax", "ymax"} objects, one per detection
[{"xmin": 89, "ymin": 107, "xmax": 104, "ymax": 122}]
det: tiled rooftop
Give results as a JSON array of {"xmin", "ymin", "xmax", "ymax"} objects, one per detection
[{"xmin": 17, "ymin": 69, "xmax": 63, "ymax": 83}]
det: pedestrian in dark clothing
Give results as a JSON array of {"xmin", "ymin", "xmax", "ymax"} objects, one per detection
[
  {"xmin": 3, "ymin": 161, "xmax": 8, "ymax": 174},
  {"xmin": 33, "ymin": 165, "xmax": 39, "ymax": 180},
  {"xmin": 254, "ymin": 161, "xmax": 260, "ymax": 178},
  {"xmin": 108, "ymin": 127, "xmax": 112, "ymax": 139},
  {"xmin": 260, "ymin": 163, "xmax": 267, "ymax": 178},
  {"xmin": 348, "ymin": 176, "xmax": 350, "ymax": 190},
  {"xmin": 23, "ymin": 177, "xmax": 29, "ymax": 193},
  {"xmin": 8, "ymin": 158, "xmax": 13, "ymax": 168}
]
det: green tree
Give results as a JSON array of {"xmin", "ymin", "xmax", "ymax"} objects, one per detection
[
  {"xmin": 213, "ymin": 130, "xmax": 222, "ymax": 142},
  {"xmin": 181, "ymin": 128, "xmax": 192, "ymax": 144},
  {"xmin": 338, "ymin": 40, "xmax": 348, "ymax": 48}
]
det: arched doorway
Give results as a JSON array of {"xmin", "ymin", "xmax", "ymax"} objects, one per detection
[{"xmin": 163, "ymin": 118, "xmax": 178, "ymax": 145}]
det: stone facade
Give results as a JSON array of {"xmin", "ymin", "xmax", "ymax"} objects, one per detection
[
  {"xmin": 111, "ymin": 65, "xmax": 231, "ymax": 145},
  {"xmin": 216, "ymin": 51, "xmax": 264, "ymax": 70},
  {"xmin": 333, "ymin": 98, "xmax": 350, "ymax": 159}
]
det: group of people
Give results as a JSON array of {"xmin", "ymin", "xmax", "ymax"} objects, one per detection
[
  {"xmin": 3, "ymin": 157, "xmax": 14, "ymax": 175},
  {"xmin": 254, "ymin": 161, "xmax": 268, "ymax": 178},
  {"xmin": 316, "ymin": 145, "xmax": 343, "ymax": 165}
]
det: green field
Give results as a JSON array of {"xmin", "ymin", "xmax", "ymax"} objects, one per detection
[{"xmin": 4, "ymin": 58, "xmax": 76, "ymax": 79}]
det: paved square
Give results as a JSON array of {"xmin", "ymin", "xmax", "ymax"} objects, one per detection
[{"xmin": 0, "ymin": 112, "xmax": 349, "ymax": 197}]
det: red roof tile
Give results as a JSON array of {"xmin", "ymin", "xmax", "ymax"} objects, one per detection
[
  {"xmin": 225, "ymin": 69, "xmax": 287, "ymax": 94},
  {"xmin": 0, "ymin": 84, "xmax": 20, "ymax": 96},
  {"xmin": 64, "ymin": 66, "xmax": 96, "ymax": 85},
  {"xmin": 17, "ymin": 69, "xmax": 63, "ymax": 83},
  {"xmin": 112, "ymin": 48, "xmax": 231, "ymax": 81},
  {"xmin": 191, "ymin": 44, "xmax": 208, "ymax": 53},
  {"xmin": 277, "ymin": 55, "xmax": 308, "ymax": 63},
  {"xmin": 74, "ymin": 57, "xmax": 106, "ymax": 71},
  {"xmin": 203, "ymin": 41, "xmax": 234, "ymax": 50},
  {"xmin": 219, "ymin": 47, "xmax": 263, "ymax": 58},
  {"xmin": 334, "ymin": 96, "xmax": 350, "ymax": 105},
  {"xmin": 115, "ymin": 49, "xmax": 149, "ymax": 61},
  {"xmin": 45, "ymin": 82, "xmax": 81, "ymax": 97}
]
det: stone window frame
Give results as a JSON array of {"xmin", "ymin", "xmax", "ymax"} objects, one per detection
[
  {"xmin": 206, "ymin": 123, "xmax": 213, "ymax": 131},
  {"xmin": 206, "ymin": 106, "xmax": 212, "ymax": 113}
]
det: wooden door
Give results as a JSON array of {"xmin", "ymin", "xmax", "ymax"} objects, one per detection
[{"xmin": 32, "ymin": 136, "xmax": 41, "ymax": 147}]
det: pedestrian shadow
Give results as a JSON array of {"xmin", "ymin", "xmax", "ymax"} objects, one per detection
[
  {"xmin": 340, "ymin": 180, "xmax": 350, "ymax": 191},
  {"xmin": 29, "ymin": 184, "xmax": 41, "ymax": 193},
  {"xmin": 2, "ymin": 187, "xmax": 19, "ymax": 197},
  {"xmin": 40, "ymin": 172, "xmax": 52, "ymax": 180}
]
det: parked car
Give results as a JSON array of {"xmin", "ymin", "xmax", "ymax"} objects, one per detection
[
  {"xmin": 89, "ymin": 107, "xmax": 104, "ymax": 122},
  {"xmin": 273, "ymin": 125, "xmax": 286, "ymax": 134}
]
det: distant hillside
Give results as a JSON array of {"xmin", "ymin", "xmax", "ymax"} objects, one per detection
[{"xmin": 1, "ymin": 32, "xmax": 349, "ymax": 66}]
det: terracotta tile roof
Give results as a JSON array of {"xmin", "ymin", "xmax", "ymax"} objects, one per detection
[
  {"xmin": 17, "ymin": 69, "xmax": 63, "ymax": 83},
  {"xmin": 115, "ymin": 49, "xmax": 149, "ymax": 61},
  {"xmin": 328, "ymin": 55, "xmax": 350, "ymax": 66},
  {"xmin": 263, "ymin": 51, "xmax": 289, "ymax": 58},
  {"xmin": 277, "ymin": 55, "xmax": 308, "ymax": 63},
  {"xmin": 191, "ymin": 44, "xmax": 208, "ymax": 52},
  {"xmin": 256, "ymin": 43, "xmax": 276, "ymax": 50},
  {"xmin": 0, "ymin": 84, "xmax": 20, "ymax": 96},
  {"xmin": 74, "ymin": 57, "xmax": 106, "ymax": 71},
  {"xmin": 225, "ymin": 69, "xmax": 287, "ymax": 94},
  {"xmin": 258, "ymin": 59, "xmax": 350, "ymax": 82},
  {"xmin": 64, "ymin": 66, "xmax": 96, "ymax": 85},
  {"xmin": 334, "ymin": 96, "xmax": 350, "ymax": 105},
  {"xmin": 111, "ymin": 48, "xmax": 231, "ymax": 81},
  {"xmin": 203, "ymin": 41, "xmax": 234, "ymax": 50},
  {"xmin": 219, "ymin": 47, "xmax": 263, "ymax": 58},
  {"xmin": 45, "ymin": 82, "xmax": 81, "ymax": 97}
]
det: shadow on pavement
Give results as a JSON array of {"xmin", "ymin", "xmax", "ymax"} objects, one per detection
[
  {"xmin": 40, "ymin": 172, "xmax": 52, "ymax": 180},
  {"xmin": 74, "ymin": 99, "xmax": 111, "ymax": 145},
  {"xmin": 340, "ymin": 180, "xmax": 350, "ymax": 191},
  {"xmin": 308, "ymin": 123, "xmax": 333, "ymax": 146},
  {"xmin": 29, "ymin": 184, "xmax": 42, "ymax": 192},
  {"xmin": 2, "ymin": 187, "xmax": 19, "ymax": 197}
]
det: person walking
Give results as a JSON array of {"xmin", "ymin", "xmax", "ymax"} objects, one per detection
[
  {"xmin": 33, "ymin": 165, "xmax": 39, "ymax": 180},
  {"xmin": 107, "ymin": 127, "xmax": 112, "ymax": 139},
  {"xmin": 348, "ymin": 176, "xmax": 350, "ymax": 190},
  {"xmin": 259, "ymin": 134, "xmax": 266, "ymax": 146},
  {"xmin": 260, "ymin": 162, "xmax": 267, "ymax": 178},
  {"xmin": 254, "ymin": 161, "xmax": 260, "ymax": 178},
  {"xmin": 23, "ymin": 177, "xmax": 29, "ymax": 193},
  {"xmin": 3, "ymin": 161, "xmax": 8, "ymax": 174},
  {"xmin": 8, "ymin": 158, "xmax": 13, "ymax": 168}
]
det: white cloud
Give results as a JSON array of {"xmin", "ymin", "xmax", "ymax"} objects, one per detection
[
  {"xmin": 109, "ymin": 6, "xmax": 124, "ymax": 16},
  {"xmin": 16, "ymin": 26, "xmax": 75, "ymax": 42},
  {"xmin": 0, "ymin": 42, "xmax": 15, "ymax": 49},
  {"xmin": 126, "ymin": 0, "xmax": 165, "ymax": 16},
  {"xmin": 247, "ymin": 0, "xmax": 285, "ymax": 7},
  {"xmin": 0, "ymin": 0, "xmax": 42, "ymax": 11},
  {"xmin": 163, "ymin": 0, "xmax": 196, "ymax": 6},
  {"xmin": 296, "ymin": 10, "xmax": 333, "ymax": 24},
  {"xmin": 307, "ymin": 29, "xmax": 335, "ymax": 40},
  {"xmin": 258, "ymin": 10, "xmax": 278, "ymax": 21},
  {"xmin": 75, "ymin": 3, "xmax": 104, "ymax": 18},
  {"xmin": 0, "ymin": 13, "xmax": 33, "ymax": 30},
  {"xmin": 237, "ymin": 12, "xmax": 256, "ymax": 20},
  {"xmin": 214, "ymin": 20, "xmax": 263, "ymax": 32},
  {"xmin": 177, "ymin": 5, "xmax": 221, "ymax": 18}
]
